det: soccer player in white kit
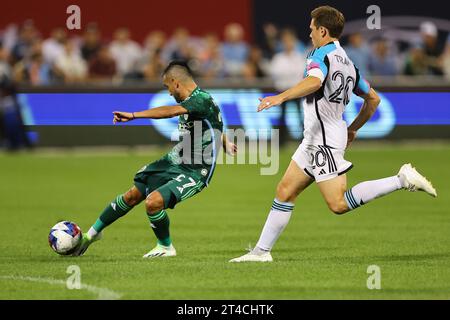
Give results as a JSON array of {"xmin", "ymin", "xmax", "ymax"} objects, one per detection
[{"xmin": 230, "ymin": 6, "xmax": 437, "ymax": 263}]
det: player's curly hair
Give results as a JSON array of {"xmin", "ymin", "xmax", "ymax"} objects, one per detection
[{"xmin": 311, "ymin": 5, "xmax": 345, "ymax": 38}]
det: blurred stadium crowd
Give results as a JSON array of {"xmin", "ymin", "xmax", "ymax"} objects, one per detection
[{"xmin": 1, "ymin": 20, "xmax": 450, "ymax": 86}]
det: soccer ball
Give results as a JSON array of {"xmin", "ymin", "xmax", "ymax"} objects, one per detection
[{"xmin": 48, "ymin": 221, "xmax": 82, "ymax": 255}]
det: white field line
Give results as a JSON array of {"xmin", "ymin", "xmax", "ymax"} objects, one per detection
[{"xmin": 0, "ymin": 275, "xmax": 122, "ymax": 300}]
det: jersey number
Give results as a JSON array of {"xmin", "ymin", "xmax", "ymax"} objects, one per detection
[
  {"xmin": 329, "ymin": 71, "xmax": 354, "ymax": 105},
  {"xmin": 174, "ymin": 174, "xmax": 196, "ymax": 194}
]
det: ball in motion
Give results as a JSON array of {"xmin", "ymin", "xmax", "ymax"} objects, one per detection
[{"xmin": 48, "ymin": 221, "xmax": 82, "ymax": 255}]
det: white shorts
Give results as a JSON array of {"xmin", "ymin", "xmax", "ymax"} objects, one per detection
[{"xmin": 292, "ymin": 143, "xmax": 353, "ymax": 182}]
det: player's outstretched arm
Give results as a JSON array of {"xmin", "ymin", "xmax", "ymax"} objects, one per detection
[
  {"xmin": 258, "ymin": 76, "xmax": 322, "ymax": 112},
  {"xmin": 113, "ymin": 106, "xmax": 188, "ymax": 124},
  {"xmin": 346, "ymin": 88, "xmax": 381, "ymax": 148}
]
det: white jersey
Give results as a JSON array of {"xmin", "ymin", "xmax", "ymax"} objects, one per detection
[{"xmin": 301, "ymin": 40, "xmax": 371, "ymax": 150}]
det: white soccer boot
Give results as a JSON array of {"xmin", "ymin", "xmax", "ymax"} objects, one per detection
[
  {"xmin": 398, "ymin": 163, "xmax": 437, "ymax": 197},
  {"xmin": 229, "ymin": 249, "xmax": 273, "ymax": 263},
  {"xmin": 143, "ymin": 243, "xmax": 177, "ymax": 258}
]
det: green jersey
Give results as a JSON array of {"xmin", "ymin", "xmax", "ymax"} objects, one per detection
[{"xmin": 167, "ymin": 87, "xmax": 223, "ymax": 184}]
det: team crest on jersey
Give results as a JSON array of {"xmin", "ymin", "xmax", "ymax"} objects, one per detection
[
  {"xmin": 183, "ymin": 114, "xmax": 189, "ymax": 120},
  {"xmin": 201, "ymin": 169, "xmax": 208, "ymax": 176}
]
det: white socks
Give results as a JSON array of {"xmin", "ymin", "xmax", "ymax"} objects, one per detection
[
  {"xmin": 87, "ymin": 227, "xmax": 98, "ymax": 238},
  {"xmin": 253, "ymin": 176, "xmax": 403, "ymax": 254},
  {"xmin": 345, "ymin": 175, "xmax": 402, "ymax": 210},
  {"xmin": 254, "ymin": 199, "xmax": 294, "ymax": 253}
]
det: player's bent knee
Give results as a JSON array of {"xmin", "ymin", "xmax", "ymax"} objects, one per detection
[
  {"xmin": 145, "ymin": 192, "xmax": 164, "ymax": 215},
  {"xmin": 123, "ymin": 192, "xmax": 137, "ymax": 207},
  {"xmin": 327, "ymin": 201, "xmax": 349, "ymax": 215},
  {"xmin": 123, "ymin": 188, "xmax": 143, "ymax": 207}
]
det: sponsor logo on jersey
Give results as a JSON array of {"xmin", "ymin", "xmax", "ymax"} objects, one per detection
[{"xmin": 178, "ymin": 121, "xmax": 195, "ymax": 130}]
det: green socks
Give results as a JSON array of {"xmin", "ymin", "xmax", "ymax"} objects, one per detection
[
  {"xmin": 90, "ymin": 194, "xmax": 172, "ymax": 247},
  {"xmin": 92, "ymin": 195, "xmax": 133, "ymax": 233},
  {"xmin": 148, "ymin": 210, "xmax": 172, "ymax": 246}
]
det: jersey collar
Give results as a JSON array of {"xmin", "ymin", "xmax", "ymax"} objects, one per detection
[
  {"xmin": 182, "ymin": 86, "xmax": 200, "ymax": 103},
  {"xmin": 323, "ymin": 40, "xmax": 340, "ymax": 48}
]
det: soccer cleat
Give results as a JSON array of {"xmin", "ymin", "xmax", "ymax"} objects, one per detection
[
  {"xmin": 71, "ymin": 232, "xmax": 103, "ymax": 257},
  {"xmin": 142, "ymin": 243, "xmax": 177, "ymax": 258},
  {"xmin": 229, "ymin": 251, "xmax": 273, "ymax": 263},
  {"xmin": 398, "ymin": 163, "xmax": 437, "ymax": 197}
]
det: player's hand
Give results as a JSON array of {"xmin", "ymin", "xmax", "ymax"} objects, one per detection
[
  {"xmin": 113, "ymin": 111, "xmax": 134, "ymax": 124},
  {"xmin": 257, "ymin": 95, "xmax": 283, "ymax": 112},
  {"xmin": 224, "ymin": 141, "xmax": 238, "ymax": 156},
  {"xmin": 346, "ymin": 129, "xmax": 357, "ymax": 149}
]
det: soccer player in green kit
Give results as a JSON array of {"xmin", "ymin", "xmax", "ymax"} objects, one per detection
[{"xmin": 73, "ymin": 61, "xmax": 237, "ymax": 258}]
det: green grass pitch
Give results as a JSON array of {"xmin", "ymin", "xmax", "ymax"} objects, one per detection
[{"xmin": 0, "ymin": 143, "xmax": 449, "ymax": 299}]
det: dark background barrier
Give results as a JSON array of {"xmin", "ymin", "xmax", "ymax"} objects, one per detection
[
  {"xmin": 3, "ymin": 0, "xmax": 450, "ymax": 147},
  {"xmin": 18, "ymin": 85, "xmax": 450, "ymax": 147}
]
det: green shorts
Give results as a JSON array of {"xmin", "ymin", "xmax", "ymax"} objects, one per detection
[{"xmin": 134, "ymin": 155, "xmax": 207, "ymax": 209}]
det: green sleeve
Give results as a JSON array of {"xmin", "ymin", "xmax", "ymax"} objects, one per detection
[{"xmin": 181, "ymin": 95, "xmax": 208, "ymax": 116}]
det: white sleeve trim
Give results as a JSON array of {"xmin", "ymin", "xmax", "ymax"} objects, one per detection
[{"xmin": 307, "ymin": 68, "xmax": 325, "ymax": 84}]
